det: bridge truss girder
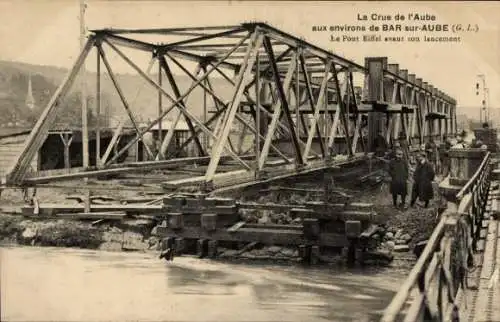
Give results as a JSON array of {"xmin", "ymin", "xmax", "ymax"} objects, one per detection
[{"xmin": 4, "ymin": 22, "xmax": 457, "ymax": 188}]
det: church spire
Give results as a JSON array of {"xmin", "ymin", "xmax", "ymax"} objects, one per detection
[{"xmin": 26, "ymin": 74, "xmax": 35, "ymax": 110}]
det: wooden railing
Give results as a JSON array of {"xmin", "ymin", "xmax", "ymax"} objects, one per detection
[{"xmin": 381, "ymin": 152, "xmax": 492, "ymax": 322}]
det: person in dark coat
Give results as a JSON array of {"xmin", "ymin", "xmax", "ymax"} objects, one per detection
[
  {"xmin": 411, "ymin": 152, "xmax": 436, "ymax": 208},
  {"xmin": 388, "ymin": 149, "xmax": 409, "ymax": 209},
  {"xmin": 439, "ymin": 137, "xmax": 452, "ymax": 177}
]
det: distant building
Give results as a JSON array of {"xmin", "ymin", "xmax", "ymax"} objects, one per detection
[
  {"xmin": 25, "ymin": 74, "xmax": 35, "ymax": 110},
  {"xmin": 143, "ymin": 119, "xmax": 195, "ymax": 158}
]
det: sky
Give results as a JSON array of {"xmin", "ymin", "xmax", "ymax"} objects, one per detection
[{"xmin": 0, "ymin": 0, "xmax": 499, "ymax": 117}]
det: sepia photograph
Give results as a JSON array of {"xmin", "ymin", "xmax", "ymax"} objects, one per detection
[{"xmin": 0, "ymin": 1, "xmax": 499, "ymax": 321}]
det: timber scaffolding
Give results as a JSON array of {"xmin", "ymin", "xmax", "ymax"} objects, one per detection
[{"xmin": 1, "ymin": 22, "xmax": 457, "ymax": 262}]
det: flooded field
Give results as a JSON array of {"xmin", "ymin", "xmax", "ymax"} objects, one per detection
[{"xmin": 0, "ymin": 246, "xmax": 409, "ymax": 322}]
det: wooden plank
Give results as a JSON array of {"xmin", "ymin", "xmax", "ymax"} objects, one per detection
[
  {"xmin": 244, "ymin": 223, "xmax": 302, "ymax": 230},
  {"xmin": 162, "ymin": 169, "xmax": 248, "ymax": 188},
  {"xmin": 237, "ymin": 202, "xmax": 373, "ymax": 214},
  {"xmin": 21, "ymin": 204, "xmax": 165, "ymax": 216},
  {"xmin": 56, "ymin": 212, "xmax": 127, "ymax": 220},
  {"xmin": 227, "ymin": 221, "xmax": 246, "ymax": 232},
  {"xmin": 212, "ymin": 153, "xmax": 367, "ymax": 193},
  {"xmin": 164, "ymin": 153, "xmax": 366, "ymax": 190},
  {"xmin": 162, "ymin": 206, "xmax": 238, "ymax": 215}
]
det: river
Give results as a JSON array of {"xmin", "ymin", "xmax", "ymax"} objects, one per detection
[{"xmin": 1, "ymin": 246, "xmax": 408, "ymax": 322}]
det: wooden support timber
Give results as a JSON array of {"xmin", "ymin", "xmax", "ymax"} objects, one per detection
[{"xmin": 2, "ymin": 23, "xmax": 456, "ymax": 191}]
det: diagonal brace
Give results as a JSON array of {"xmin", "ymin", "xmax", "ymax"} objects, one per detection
[
  {"xmin": 97, "ymin": 43, "xmax": 155, "ymax": 160},
  {"xmin": 101, "ymin": 36, "xmax": 250, "ymax": 169},
  {"xmin": 158, "ymin": 55, "xmax": 205, "ymax": 156},
  {"xmin": 263, "ymin": 36, "xmax": 303, "ymax": 165}
]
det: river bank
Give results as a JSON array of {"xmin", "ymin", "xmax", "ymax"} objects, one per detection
[
  {"xmin": 0, "ymin": 214, "xmax": 316, "ymax": 264},
  {"xmin": 0, "ymin": 165, "xmax": 446, "ymax": 267},
  {"xmin": 0, "ymin": 180, "xmax": 443, "ymax": 267}
]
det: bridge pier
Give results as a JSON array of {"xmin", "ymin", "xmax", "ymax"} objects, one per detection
[{"xmin": 440, "ymin": 148, "xmax": 487, "ymax": 203}]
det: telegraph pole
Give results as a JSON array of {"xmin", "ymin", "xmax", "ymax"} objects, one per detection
[
  {"xmin": 80, "ymin": 0, "xmax": 90, "ymax": 212},
  {"xmin": 476, "ymin": 74, "xmax": 488, "ymax": 125}
]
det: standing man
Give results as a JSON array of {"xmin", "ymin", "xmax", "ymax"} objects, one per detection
[
  {"xmin": 425, "ymin": 139, "xmax": 438, "ymax": 170},
  {"xmin": 440, "ymin": 137, "xmax": 452, "ymax": 177},
  {"xmin": 411, "ymin": 152, "xmax": 436, "ymax": 208},
  {"xmin": 388, "ymin": 149, "xmax": 409, "ymax": 209},
  {"xmin": 453, "ymin": 135, "xmax": 467, "ymax": 149}
]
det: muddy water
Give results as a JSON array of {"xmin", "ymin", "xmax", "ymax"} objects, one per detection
[{"xmin": 1, "ymin": 246, "xmax": 407, "ymax": 322}]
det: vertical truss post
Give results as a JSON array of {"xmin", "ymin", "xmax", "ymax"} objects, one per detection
[
  {"xmin": 96, "ymin": 46, "xmax": 101, "ymax": 166},
  {"xmin": 348, "ymin": 72, "xmax": 365, "ymax": 153},
  {"xmin": 345, "ymin": 71, "xmax": 350, "ymax": 140},
  {"xmin": 351, "ymin": 113, "xmax": 362, "ymax": 153},
  {"xmin": 451, "ymin": 98, "xmax": 455, "ymax": 136},
  {"xmin": 451, "ymin": 100, "xmax": 458, "ymax": 135},
  {"xmin": 385, "ymin": 116, "xmax": 393, "ymax": 144},
  {"xmin": 299, "ymin": 52, "xmax": 326, "ymax": 157},
  {"xmin": 453, "ymin": 102, "xmax": 457, "ymax": 135},
  {"xmin": 295, "ymin": 49, "xmax": 301, "ymax": 138},
  {"xmin": 428, "ymin": 84, "xmax": 434, "ymax": 140},
  {"xmin": 423, "ymin": 82, "xmax": 430, "ymax": 141},
  {"xmin": 450, "ymin": 102, "xmax": 454, "ymax": 135},
  {"xmin": 327, "ymin": 92, "xmax": 341, "ymax": 152},
  {"xmin": 408, "ymin": 73, "xmax": 417, "ymax": 145},
  {"xmin": 325, "ymin": 82, "xmax": 331, "ymax": 156},
  {"xmin": 331, "ymin": 62, "xmax": 352, "ymax": 156},
  {"xmin": 80, "ymin": 0, "xmax": 90, "ymax": 213},
  {"xmin": 81, "ymin": 17, "xmax": 89, "ymax": 174},
  {"xmin": 158, "ymin": 56, "xmax": 163, "ymax": 149},
  {"xmin": 304, "ymin": 60, "xmax": 331, "ymax": 160},
  {"xmin": 258, "ymin": 52, "xmax": 297, "ymax": 170},
  {"xmin": 6, "ymin": 36, "xmax": 96, "ymax": 184},
  {"xmin": 387, "ymin": 64, "xmax": 399, "ymax": 145},
  {"xmin": 397, "ymin": 69, "xmax": 410, "ymax": 150},
  {"xmin": 436, "ymin": 90, "xmax": 441, "ymax": 138},
  {"xmin": 255, "ymin": 54, "xmax": 261, "ymax": 173},
  {"xmin": 205, "ymin": 30, "xmax": 263, "ymax": 182},
  {"xmin": 445, "ymin": 95, "xmax": 450, "ymax": 137},
  {"xmin": 348, "ymin": 71, "xmax": 362, "ymax": 153},
  {"xmin": 365, "ymin": 57, "xmax": 387, "ymax": 153},
  {"xmin": 439, "ymin": 92, "xmax": 444, "ymax": 138},
  {"xmin": 203, "ymin": 73, "xmax": 208, "ymax": 150},
  {"xmin": 415, "ymin": 78, "xmax": 424, "ymax": 144},
  {"xmin": 264, "ymin": 37, "xmax": 303, "ymax": 165}
]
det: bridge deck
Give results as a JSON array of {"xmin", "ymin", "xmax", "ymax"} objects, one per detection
[{"xmin": 456, "ymin": 181, "xmax": 500, "ymax": 322}]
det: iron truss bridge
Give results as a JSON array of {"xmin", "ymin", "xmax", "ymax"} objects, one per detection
[{"xmin": 2, "ymin": 22, "xmax": 457, "ymax": 191}]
